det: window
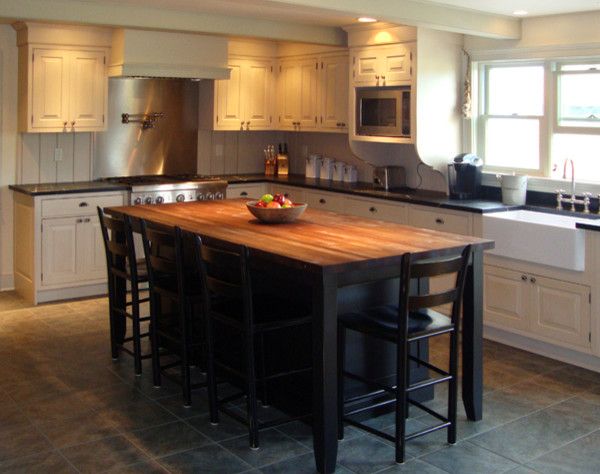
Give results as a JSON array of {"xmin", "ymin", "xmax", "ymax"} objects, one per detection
[{"xmin": 476, "ymin": 61, "xmax": 600, "ymax": 183}]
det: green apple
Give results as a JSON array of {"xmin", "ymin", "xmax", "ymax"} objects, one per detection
[{"xmin": 260, "ymin": 193, "xmax": 274, "ymax": 204}]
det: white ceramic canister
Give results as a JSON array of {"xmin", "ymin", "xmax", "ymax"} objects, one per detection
[
  {"xmin": 320, "ymin": 156, "xmax": 334, "ymax": 180},
  {"xmin": 497, "ymin": 174, "xmax": 528, "ymax": 205},
  {"xmin": 343, "ymin": 164, "xmax": 358, "ymax": 183},
  {"xmin": 306, "ymin": 154, "xmax": 322, "ymax": 179},
  {"xmin": 332, "ymin": 161, "xmax": 345, "ymax": 181}
]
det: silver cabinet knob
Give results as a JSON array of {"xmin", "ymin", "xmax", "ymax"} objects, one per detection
[
  {"xmin": 530, "ymin": 277, "xmax": 537, "ymax": 284},
  {"xmin": 521, "ymin": 275, "xmax": 528, "ymax": 281}
]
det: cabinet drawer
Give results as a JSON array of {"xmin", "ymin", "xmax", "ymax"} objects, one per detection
[
  {"xmin": 408, "ymin": 207, "xmax": 471, "ymax": 235},
  {"xmin": 41, "ymin": 193, "xmax": 124, "ymax": 218},
  {"xmin": 271, "ymin": 185, "xmax": 306, "ymax": 203},
  {"xmin": 226, "ymin": 183, "xmax": 267, "ymax": 199},
  {"xmin": 305, "ymin": 190, "xmax": 345, "ymax": 213},
  {"xmin": 344, "ymin": 197, "xmax": 407, "ymax": 224}
]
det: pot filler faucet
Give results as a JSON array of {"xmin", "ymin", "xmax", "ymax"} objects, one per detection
[{"xmin": 556, "ymin": 158, "xmax": 593, "ymax": 213}]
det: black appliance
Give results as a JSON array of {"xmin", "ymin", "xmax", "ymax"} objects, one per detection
[{"xmin": 448, "ymin": 154, "xmax": 483, "ymax": 200}]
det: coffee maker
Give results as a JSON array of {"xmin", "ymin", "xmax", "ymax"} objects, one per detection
[{"xmin": 448, "ymin": 154, "xmax": 483, "ymax": 200}]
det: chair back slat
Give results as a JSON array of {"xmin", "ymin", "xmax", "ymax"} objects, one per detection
[
  {"xmin": 409, "ymin": 289, "xmax": 459, "ymax": 311},
  {"xmin": 410, "ymin": 255, "xmax": 464, "ymax": 279},
  {"xmin": 107, "ymin": 240, "xmax": 128, "ymax": 258}
]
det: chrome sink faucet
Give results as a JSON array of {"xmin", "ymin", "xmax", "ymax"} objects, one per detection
[{"xmin": 556, "ymin": 158, "xmax": 592, "ymax": 213}]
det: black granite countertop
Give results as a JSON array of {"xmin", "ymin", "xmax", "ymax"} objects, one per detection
[
  {"xmin": 222, "ymin": 174, "xmax": 518, "ymax": 214},
  {"xmin": 9, "ymin": 182, "xmax": 130, "ymax": 196},
  {"xmin": 576, "ymin": 221, "xmax": 600, "ymax": 232}
]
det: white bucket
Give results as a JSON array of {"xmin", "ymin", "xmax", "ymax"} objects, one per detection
[
  {"xmin": 332, "ymin": 161, "xmax": 345, "ymax": 181},
  {"xmin": 498, "ymin": 174, "xmax": 528, "ymax": 205},
  {"xmin": 320, "ymin": 156, "xmax": 334, "ymax": 180},
  {"xmin": 306, "ymin": 154, "xmax": 322, "ymax": 179}
]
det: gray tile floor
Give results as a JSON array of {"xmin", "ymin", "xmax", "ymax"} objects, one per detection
[{"xmin": 1, "ymin": 291, "xmax": 600, "ymax": 473}]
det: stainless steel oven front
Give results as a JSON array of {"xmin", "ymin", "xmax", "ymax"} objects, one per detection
[{"xmin": 355, "ymin": 86, "xmax": 411, "ymax": 138}]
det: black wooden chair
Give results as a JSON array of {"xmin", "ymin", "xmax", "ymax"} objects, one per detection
[
  {"xmin": 97, "ymin": 207, "xmax": 151, "ymax": 375},
  {"xmin": 337, "ymin": 245, "xmax": 472, "ymax": 463},
  {"xmin": 195, "ymin": 235, "xmax": 312, "ymax": 449},
  {"xmin": 140, "ymin": 221, "xmax": 206, "ymax": 407}
]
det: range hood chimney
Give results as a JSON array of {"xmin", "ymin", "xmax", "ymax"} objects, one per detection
[{"xmin": 108, "ymin": 29, "xmax": 230, "ymax": 80}]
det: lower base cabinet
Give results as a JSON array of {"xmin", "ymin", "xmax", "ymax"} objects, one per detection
[
  {"xmin": 226, "ymin": 183, "xmax": 268, "ymax": 199},
  {"xmin": 484, "ymin": 264, "xmax": 591, "ymax": 352}
]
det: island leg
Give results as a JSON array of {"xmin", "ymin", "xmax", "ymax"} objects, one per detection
[
  {"xmin": 462, "ymin": 246, "xmax": 483, "ymax": 421},
  {"xmin": 312, "ymin": 271, "xmax": 339, "ymax": 474}
]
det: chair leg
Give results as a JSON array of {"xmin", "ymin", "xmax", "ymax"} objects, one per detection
[
  {"xmin": 181, "ymin": 301, "xmax": 192, "ymax": 408},
  {"xmin": 395, "ymin": 335, "xmax": 408, "ymax": 464},
  {"xmin": 245, "ymin": 330, "xmax": 259, "ymax": 449},
  {"xmin": 131, "ymin": 288, "xmax": 143, "ymax": 376},
  {"xmin": 206, "ymin": 315, "xmax": 219, "ymax": 424},
  {"xmin": 337, "ymin": 323, "xmax": 346, "ymax": 440},
  {"xmin": 108, "ymin": 275, "xmax": 120, "ymax": 361},
  {"xmin": 149, "ymin": 293, "xmax": 162, "ymax": 388},
  {"xmin": 448, "ymin": 329, "xmax": 459, "ymax": 444},
  {"xmin": 259, "ymin": 333, "xmax": 269, "ymax": 407}
]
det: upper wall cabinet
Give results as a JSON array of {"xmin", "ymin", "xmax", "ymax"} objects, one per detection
[
  {"xmin": 15, "ymin": 23, "xmax": 111, "ymax": 133},
  {"xmin": 352, "ymin": 44, "xmax": 413, "ymax": 87},
  {"xmin": 278, "ymin": 52, "xmax": 348, "ymax": 133},
  {"xmin": 199, "ymin": 57, "xmax": 275, "ymax": 131}
]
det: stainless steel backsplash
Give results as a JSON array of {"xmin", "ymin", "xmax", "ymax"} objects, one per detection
[{"xmin": 93, "ymin": 78, "xmax": 199, "ymax": 178}]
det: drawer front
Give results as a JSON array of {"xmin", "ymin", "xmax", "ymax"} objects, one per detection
[
  {"xmin": 344, "ymin": 197, "xmax": 407, "ymax": 224},
  {"xmin": 41, "ymin": 193, "xmax": 125, "ymax": 218},
  {"xmin": 226, "ymin": 183, "xmax": 266, "ymax": 199},
  {"xmin": 408, "ymin": 207, "xmax": 471, "ymax": 235},
  {"xmin": 305, "ymin": 191, "xmax": 345, "ymax": 213},
  {"xmin": 271, "ymin": 185, "xmax": 306, "ymax": 203}
]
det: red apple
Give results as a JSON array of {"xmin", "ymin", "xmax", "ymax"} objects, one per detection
[
  {"xmin": 254, "ymin": 200, "xmax": 267, "ymax": 208},
  {"xmin": 273, "ymin": 193, "xmax": 286, "ymax": 205}
]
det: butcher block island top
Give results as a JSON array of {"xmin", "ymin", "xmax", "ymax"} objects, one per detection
[{"xmin": 105, "ymin": 199, "xmax": 493, "ymax": 272}]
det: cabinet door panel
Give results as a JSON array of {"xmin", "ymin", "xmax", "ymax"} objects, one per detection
[
  {"xmin": 69, "ymin": 50, "xmax": 105, "ymax": 130},
  {"xmin": 216, "ymin": 62, "xmax": 244, "ymax": 130},
  {"xmin": 353, "ymin": 51, "xmax": 379, "ymax": 85},
  {"xmin": 78, "ymin": 216, "xmax": 108, "ymax": 282},
  {"xmin": 279, "ymin": 62, "xmax": 299, "ymax": 129},
  {"xmin": 531, "ymin": 277, "xmax": 591, "ymax": 350},
  {"xmin": 41, "ymin": 217, "xmax": 78, "ymax": 286},
  {"xmin": 226, "ymin": 183, "xmax": 266, "ymax": 199},
  {"xmin": 321, "ymin": 55, "xmax": 348, "ymax": 131},
  {"xmin": 298, "ymin": 59, "xmax": 318, "ymax": 129},
  {"xmin": 31, "ymin": 49, "xmax": 70, "ymax": 129},
  {"xmin": 245, "ymin": 60, "xmax": 273, "ymax": 130},
  {"xmin": 381, "ymin": 46, "xmax": 412, "ymax": 84},
  {"xmin": 484, "ymin": 265, "xmax": 530, "ymax": 331}
]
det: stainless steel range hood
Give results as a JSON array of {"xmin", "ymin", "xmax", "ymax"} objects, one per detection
[{"xmin": 108, "ymin": 29, "xmax": 231, "ymax": 80}]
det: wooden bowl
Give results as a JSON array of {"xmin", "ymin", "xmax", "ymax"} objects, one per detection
[{"xmin": 246, "ymin": 201, "xmax": 308, "ymax": 223}]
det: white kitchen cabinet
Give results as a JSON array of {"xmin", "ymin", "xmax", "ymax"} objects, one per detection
[
  {"xmin": 304, "ymin": 190, "xmax": 345, "ymax": 213},
  {"xmin": 215, "ymin": 58, "xmax": 274, "ymax": 131},
  {"xmin": 271, "ymin": 184, "xmax": 306, "ymax": 203},
  {"xmin": 343, "ymin": 196, "xmax": 407, "ymax": 224},
  {"xmin": 319, "ymin": 54, "xmax": 349, "ymax": 132},
  {"xmin": 278, "ymin": 57, "xmax": 319, "ymax": 131},
  {"xmin": 484, "ymin": 264, "xmax": 592, "ymax": 352},
  {"xmin": 226, "ymin": 183, "xmax": 268, "ymax": 200},
  {"xmin": 21, "ymin": 47, "xmax": 107, "ymax": 132},
  {"xmin": 13, "ymin": 190, "xmax": 126, "ymax": 304},
  {"xmin": 407, "ymin": 205, "xmax": 472, "ymax": 236},
  {"xmin": 352, "ymin": 44, "xmax": 413, "ymax": 87}
]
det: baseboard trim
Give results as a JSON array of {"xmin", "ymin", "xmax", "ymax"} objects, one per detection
[{"xmin": 484, "ymin": 325, "xmax": 600, "ymax": 374}]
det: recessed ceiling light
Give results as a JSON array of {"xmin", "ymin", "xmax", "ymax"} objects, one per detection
[
  {"xmin": 357, "ymin": 17, "xmax": 377, "ymax": 23},
  {"xmin": 513, "ymin": 10, "xmax": 528, "ymax": 16}
]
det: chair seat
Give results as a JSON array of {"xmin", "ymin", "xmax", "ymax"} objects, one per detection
[
  {"xmin": 211, "ymin": 295, "xmax": 311, "ymax": 331},
  {"xmin": 339, "ymin": 305, "xmax": 453, "ymax": 340}
]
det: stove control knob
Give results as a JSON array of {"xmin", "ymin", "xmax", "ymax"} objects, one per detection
[
  {"xmin": 176, "ymin": 194, "xmax": 185, "ymax": 203},
  {"xmin": 134, "ymin": 197, "xmax": 142, "ymax": 205},
  {"xmin": 155, "ymin": 196, "xmax": 164, "ymax": 204},
  {"xmin": 144, "ymin": 196, "xmax": 153, "ymax": 205},
  {"xmin": 215, "ymin": 192, "xmax": 224, "ymax": 200},
  {"xmin": 196, "ymin": 194, "xmax": 205, "ymax": 201},
  {"xmin": 207, "ymin": 193, "xmax": 215, "ymax": 200}
]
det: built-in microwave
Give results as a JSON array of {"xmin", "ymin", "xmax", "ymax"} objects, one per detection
[{"xmin": 355, "ymin": 86, "xmax": 411, "ymax": 138}]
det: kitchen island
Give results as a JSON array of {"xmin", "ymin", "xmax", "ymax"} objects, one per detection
[{"xmin": 106, "ymin": 199, "xmax": 493, "ymax": 473}]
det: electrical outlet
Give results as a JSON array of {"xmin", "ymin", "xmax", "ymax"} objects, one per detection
[
  {"xmin": 215, "ymin": 144, "xmax": 224, "ymax": 157},
  {"xmin": 54, "ymin": 147, "xmax": 63, "ymax": 162}
]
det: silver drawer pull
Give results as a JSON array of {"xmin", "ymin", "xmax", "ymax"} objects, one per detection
[
  {"xmin": 435, "ymin": 218, "xmax": 444, "ymax": 224},
  {"xmin": 84, "ymin": 218, "xmax": 91, "ymax": 223},
  {"xmin": 240, "ymin": 191, "xmax": 248, "ymax": 197},
  {"xmin": 79, "ymin": 202, "xmax": 89, "ymax": 207},
  {"xmin": 319, "ymin": 198, "xmax": 326, "ymax": 204},
  {"xmin": 369, "ymin": 207, "xmax": 377, "ymax": 213}
]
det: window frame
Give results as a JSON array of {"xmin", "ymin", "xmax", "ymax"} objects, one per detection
[{"xmin": 475, "ymin": 61, "xmax": 549, "ymax": 177}]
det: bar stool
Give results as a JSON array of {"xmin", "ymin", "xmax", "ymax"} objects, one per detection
[
  {"xmin": 195, "ymin": 235, "xmax": 312, "ymax": 449},
  {"xmin": 337, "ymin": 245, "xmax": 471, "ymax": 463},
  {"xmin": 140, "ymin": 220, "xmax": 206, "ymax": 407},
  {"xmin": 97, "ymin": 207, "xmax": 151, "ymax": 375}
]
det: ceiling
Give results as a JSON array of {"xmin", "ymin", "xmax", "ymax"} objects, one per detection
[{"xmin": 81, "ymin": 0, "xmax": 600, "ymax": 25}]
